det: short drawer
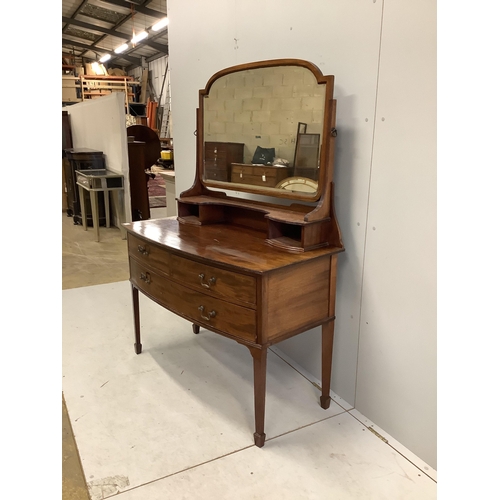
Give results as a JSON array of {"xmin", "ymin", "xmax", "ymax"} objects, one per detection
[
  {"xmin": 205, "ymin": 150, "xmax": 227, "ymax": 162},
  {"xmin": 204, "ymin": 167, "xmax": 228, "ymax": 182},
  {"xmin": 169, "ymin": 253, "xmax": 257, "ymax": 306},
  {"xmin": 75, "ymin": 172, "xmax": 90, "ymax": 188},
  {"xmin": 130, "ymin": 259, "xmax": 257, "ymax": 342},
  {"xmin": 127, "ymin": 233, "xmax": 171, "ymax": 277}
]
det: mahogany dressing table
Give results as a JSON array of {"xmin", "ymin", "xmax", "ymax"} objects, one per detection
[{"xmin": 123, "ymin": 59, "xmax": 344, "ymax": 447}]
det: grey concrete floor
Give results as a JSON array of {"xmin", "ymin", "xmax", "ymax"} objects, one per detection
[{"xmin": 62, "ymin": 211, "xmax": 129, "ymax": 500}]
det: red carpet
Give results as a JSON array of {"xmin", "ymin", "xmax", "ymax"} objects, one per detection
[{"xmin": 148, "ymin": 174, "xmax": 166, "ymax": 208}]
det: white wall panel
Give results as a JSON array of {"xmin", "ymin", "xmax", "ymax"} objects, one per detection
[{"xmin": 354, "ymin": 0, "xmax": 437, "ymax": 468}]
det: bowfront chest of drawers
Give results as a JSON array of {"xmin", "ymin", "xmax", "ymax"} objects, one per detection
[
  {"xmin": 124, "ymin": 217, "xmax": 342, "ymax": 447},
  {"xmin": 124, "ymin": 58, "xmax": 344, "ymax": 449}
]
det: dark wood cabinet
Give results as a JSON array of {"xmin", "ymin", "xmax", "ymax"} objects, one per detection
[
  {"xmin": 64, "ymin": 148, "xmax": 106, "ymax": 225},
  {"xmin": 62, "ymin": 111, "xmax": 73, "ymax": 213},
  {"xmin": 62, "ymin": 111, "xmax": 73, "ymax": 157},
  {"xmin": 127, "ymin": 142, "xmax": 151, "ymax": 221},
  {"xmin": 204, "ymin": 142, "xmax": 244, "ymax": 182},
  {"xmin": 126, "ymin": 125, "xmax": 162, "ymax": 222}
]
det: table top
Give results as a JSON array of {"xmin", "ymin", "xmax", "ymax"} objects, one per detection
[
  {"xmin": 76, "ymin": 169, "xmax": 123, "ymax": 178},
  {"xmin": 123, "ymin": 217, "xmax": 343, "ymax": 274},
  {"xmin": 157, "ymin": 170, "xmax": 175, "ymax": 179}
]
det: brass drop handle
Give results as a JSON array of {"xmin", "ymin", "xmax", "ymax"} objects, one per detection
[
  {"xmin": 140, "ymin": 272, "xmax": 151, "ymax": 284},
  {"xmin": 199, "ymin": 273, "xmax": 216, "ymax": 289},
  {"xmin": 198, "ymin": 305, "xmax": 216, "ymax": 321},
  {"xmin": 138, "ymin": 245, "xmax": 149, "ymax": 256}
]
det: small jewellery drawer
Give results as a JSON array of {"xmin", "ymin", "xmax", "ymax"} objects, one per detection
[
  {"xmin": 130, "ymin": 259, "xmax": 256, "ymax": 342},
  {"xmin": 128, "ymin": 233, "xmax": 171, "ymax": 277},
  {"xmin": 169, "ymin": 253, "xmax": 257, "ymax": 306}
]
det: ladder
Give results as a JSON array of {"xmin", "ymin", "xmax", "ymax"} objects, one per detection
[{"xmin": 158, "ymin": 62, "xmax": 171, "ymax": 138}]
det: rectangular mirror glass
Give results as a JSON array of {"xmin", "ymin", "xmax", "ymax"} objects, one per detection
[{"xmin": 202, "ymin": 64, "xmax": 327, "ymax": 199}]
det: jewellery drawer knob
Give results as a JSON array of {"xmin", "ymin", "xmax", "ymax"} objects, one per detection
[
  {"xmin": 199, "ymin": 273, "xmax": 216, "ymax": 288},
  {"xmin": 140, "ymin": 272, "xmax": 151, "ymax": 284},
  {"xmin": 138, "ymin": 245, "xmax": 149, "ymax": 256},
  {"xmin": 198, "ymin": 305, "xmax": 216, "ymax": 321}
]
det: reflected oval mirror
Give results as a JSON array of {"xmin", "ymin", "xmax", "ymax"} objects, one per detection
[{"xmin": 200, "ymin": 60, "xmax": 331, "ymax": 201}]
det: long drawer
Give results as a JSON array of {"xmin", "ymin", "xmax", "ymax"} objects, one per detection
[
  {"xmin": 128, "ymin": 233, "xmax": 171, "ymax": 277},
  {"xmin": 130, "ymin": 258, "xmax": 257, "ymax": 342},
  {"xmin": 169, "ymin": 253, "xmax": 257, "ymax": 307},
  {"xmin": 129, "ymin": 234, "xmax": 257, "ymax": 307},
  {"xmin": 230, "ymin": 165, "xmax": 292, "ymax": 188}
]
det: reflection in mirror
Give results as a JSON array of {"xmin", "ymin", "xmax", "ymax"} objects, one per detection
[{"xmin": 202, "ymin": 65, "xmax": 326, "ymax": 198}]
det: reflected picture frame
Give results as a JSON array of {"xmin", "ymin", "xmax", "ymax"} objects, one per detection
[{"xmin": 294, "ymin": 122, "xmax": 308, "ymax": 167}]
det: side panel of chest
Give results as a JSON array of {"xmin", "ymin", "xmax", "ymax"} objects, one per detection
[{"xmin": 261, "ymin": 256, "xmax": 332, "ymax": 342}]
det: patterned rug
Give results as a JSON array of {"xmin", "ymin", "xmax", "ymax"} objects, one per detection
[{"xmin": 148, "ymin": 172, "xmax": 166, "ymax": 208}]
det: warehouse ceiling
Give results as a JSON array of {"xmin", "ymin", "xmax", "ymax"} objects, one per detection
[{"xmin": 62, "ymin": 0, "xmax": 168, "ymax": 71}]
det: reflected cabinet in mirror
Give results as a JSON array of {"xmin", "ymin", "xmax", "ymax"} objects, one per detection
[
  {"xmin": 178, "ymin": 59, "xmax": 342, "ymax": 253},
  {"xmin": 201, "ymin": 61, "xmax": 329, "ymax": 199}
]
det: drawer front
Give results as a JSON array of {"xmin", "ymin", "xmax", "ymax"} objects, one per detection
[
  {"xmin": 204, "ymin": 166, "xmax": 228, "ymax": 182},
  {"xmin": 230, "ymin": 170, "xmax": 280, "ymax": 188},
  {"xmin": 75, "ymin": 172, "xmax": 90, "ymax": 188},
  {"xmin": 127, "ymin": 233, "xmax": 171, "ymax": 277},
  {"xmin": 205, "ymin": 149, "xmax": 227, "ymax": 162},
  {"xmin": 169, "ymin": 253, "xmax": 257, "ymax": 306},
  {"xmin": 130, "ymin": 259, "xmax": 256, "ymax": 342}
]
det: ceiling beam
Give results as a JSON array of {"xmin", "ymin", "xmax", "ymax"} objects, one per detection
[
  {"xmin": 61, "ymin": 16, "xmax": 168, "ymax": 54},
  {"xmin": 99, "ymin": 0, "xmax": 166, "ymax": 19},
  {"xmin": 143, "ymin": 41, "xmax": 169, "ymax": 54},
  {"xmin": 62, "ymin": 37, "xmax": 142, "ymax": 66},
  {"xmin": 62, "ymin": 0, "xmax": 89, "ymax": 35},
  {"xmin": 62, "ymin": 16, "xmax": 129, "ymax": 39}
]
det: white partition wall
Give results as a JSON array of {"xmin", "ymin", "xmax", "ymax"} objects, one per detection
[
  {"xmin": 64, "ymin": 93, "xmax": 132, "ymax": 222},
  {"xmin": 354, "ymin": 0, "xmax": 437, "ymax": 468},
  {"xmin": 167, "ymin": 0, "xmax": 436, "ymax": 468}
]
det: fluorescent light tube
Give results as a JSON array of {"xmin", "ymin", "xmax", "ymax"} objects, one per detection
[
  {"xmin": 114, "ymin": 43, "xmax": 128, "ymax": 54},
  {"xmin": 152, "ymin": 17, "xmax": 169, "ymax": 31},
  {"xmin": 131, "ymin": 31, "xmax": 148, "ymax": 44},
  {"xmin": 99, "ymin": 54, "xmax": 111, "ymax": 63}
]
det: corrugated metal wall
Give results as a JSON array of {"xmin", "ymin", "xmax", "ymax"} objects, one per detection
[{"xmin": 128, "ymin": 55, "xmax": 172, "ymax": 137}]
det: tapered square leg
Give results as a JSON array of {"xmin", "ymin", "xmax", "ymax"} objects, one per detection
[
  {"xmin": 132, "ymin": 285, "xmax": 142, "ymax": 354},
  {"xmin": 247, "ymin": 346, "xmax": 267, "ymax": 447},
  {"xmin": 320, "ymin": 319, "xmax": 335, "ymax": 409}
]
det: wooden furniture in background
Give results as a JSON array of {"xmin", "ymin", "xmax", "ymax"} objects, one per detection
[
  {"xmin": 230, "ymin": 163, "xmax": 293, "ymax": 188},
  {"xmin": 124, "ymin": 59, "xmax": 344, "ymax": 448},
  {"xmin": 62, "ymin": 75, "xmax": 137, "ymax": 106},
  {"xmin": 62, "ymin": 111, "xmax": 73, "ymax": 213},
  {"xmin": 64, "ymin": 148, "xmax": 106, "ymax": 226},
  {"xmin": 204, "ymin": 142, "xmax": 244, "ymax": 182},
  {"xmin": 146, "ymin": 100, "xmax": 159, "ymax": 134},
  {"xmin": 126, "ymin": 125, "xmax": 161, "ymax": 221}
]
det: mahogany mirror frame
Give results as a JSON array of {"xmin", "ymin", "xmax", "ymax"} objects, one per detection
[{"xmin": 193, "ymin": 59, "xmax": 336, "ymax": 204}]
